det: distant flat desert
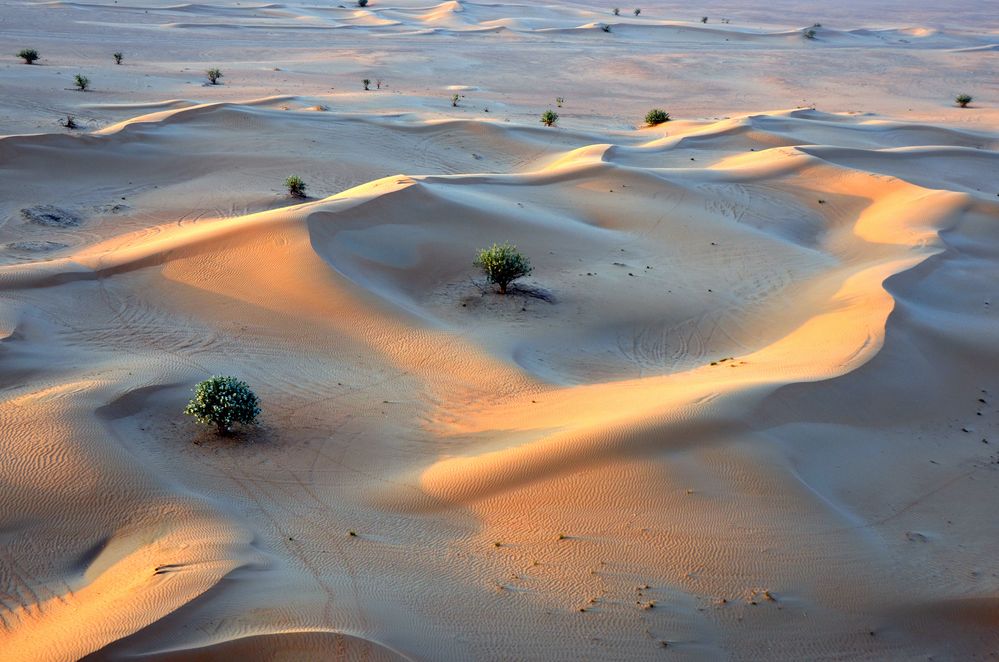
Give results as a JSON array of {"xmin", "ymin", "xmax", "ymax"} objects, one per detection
[{"xmin": 1, "ymin": 0, "xmax": 998, "ymax": 659}]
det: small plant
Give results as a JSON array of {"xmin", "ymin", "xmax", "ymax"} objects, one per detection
[
  {"xmin": 955, "ymin": 93, "xmax": 973, "ymax": 108},
  {"xmin": 475, "ymin": 242, "xmax": 533, "ymax": 294},
  {"xmin": 701, "ymin": 16, "xmax": 708, "ymax": 23},
  {"xmin": 285, "ymin": 175, "xmax": 307, "ymax": 198},
  {"xmin": 74, "ymin": 74, "xmax": 90, "ymax": 91},
  {"xmin": 376, "ymin": 79, "xmax": 382, "ymax": 89},
  {"xmin": 113, "ymin": 52, "xmax": 123, "ymax": 65},
  {"xmin": 362, "ymin": 78, "xmax": 370, "ymax": 90},
  {"xmin": 358, "ymin": 0, "xmax": 368, "ymax": 6},
  {"xmin": 601, "ymin": 23, "xmax": 611, "ymax": 32},
  {"xmin": 451, "ymin": 93, "xmax": 460, "ymax": 107},
  {"xmin": 803, "ymin": 28, "xmax": 817, "ymax": 39},
  {"xmin": 17, "ymin": 48, "xmax": 39, "ymax": 64},
  {"xmin": 633, "ymin": 8, "xmax": 640, "ymax": 15},
  {"xmin": 348, "ymin": 530, "xmax": 357, "ymax": 537},
  {"xmin": 540, "ymin": 109, "xmax": 558, "ymax": 127},
  {"xmin": 60, "ymin": 115, "xmax": 78, "ymax": 129},
  {"xmin": 645, "ymin": 108, "xmax": 670, "ymax": 125},
  {"xmin": 812, "ymin": 22, "xmax": 822, "ymax": 28},
  {"xmin": 184, "ymin": 375, "xmax": 261, "ymax": 436},
  {"xmin": 556, "ymin": 96, "xmax": 565, "ymax": 107},
  {"xmin": 206, "ymin": 67, "xmax": 223, "ymax": 84},
  {"xmin": 612, "ymin": 7, "xmax": 619, "ymax": 15}
]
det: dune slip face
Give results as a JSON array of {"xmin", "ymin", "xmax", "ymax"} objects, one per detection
[{"xmin": 1, "ymin": 0, "xmax": 998, "ymax": 660}]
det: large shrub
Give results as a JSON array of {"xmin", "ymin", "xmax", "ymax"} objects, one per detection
[
  {"xmin": 475, "ymin": 242, "xmax": 533, "ymax": 294},
  {"xmin": 17, "ymin": 48, "xmax": 39, "ymax": 64},
  {"xmin": 645, "ymin": 108, "xmax": 670, "ymax": 125},
  {"xmin": 74, "ymin": 74, "xmax": 90, "ymax": 91},
  {"xmin": 207, "ymin": 67, "xmax": 223, "ymax": 85},
  {"xmin": 184, "ymin": 376, "xmax": 261, "ymax": 436},
  {"xmin": 955, "ymin": 94, "xmax": 972, "ymax": 108}
]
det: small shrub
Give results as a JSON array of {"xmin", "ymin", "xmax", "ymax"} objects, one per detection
[
  {"xmin": 955, "ymin": 93, "xmax": 972, "ymax": 108},
  {"xmin": 556, "ymin": 96, "xmax": 565, "ymax": 107},
  {"xmin": 601, "ymin": 23, "xmax": 611, "ymax": 32},
  {"xmin": 803, "ymin": 28, "xmax": 817, "ymax": 39},
  {"xmin": 540, "ymin": 109, "xmax": 558, "ymax": 127},
  {"xmin": 207, "ymin": 67, "xmax": 223, "ymax": 84},
  {"xmin": 376, "ymin": 79, "xmax": 382, "ymax": 89},
  {"xmin": 633, "ymin": 8, "xmax": 640, "ymax": 16},
  {"xmin": 645, "ymin": 108, "xmax": 670, "ymax": 125},
  {"xmin": 701, "ymin": 16, "xmax": 708, "ymax": 23},
  {"xmin": 362, "ymin": 78, "xmax": 371, "ymax": 90},
  {"xmin": 184, "ymin": 375, "xmax": 261, "ymax": 436},
  {"xmin": 17, "ymin": 48, "xmax": 39, "ymax": 64},
  {"xmin": 612, "ymin": 7, "xmax": 619, "ymax": 15},
  {"xmin": 74, "ymin": 74, "xmax": 90, "ymax": 91},
  {"xmin": 285, "ymin": 175, "xmax": 307, "ymax": 197},
  {"xmin": 475, "ymin": 242, "xmax": 533, "ymax": 294},
  {"xmin": 358, "ymin": 0, "xmax": 368, "ymax": 5},
  {"xmin": 113, "ymin": 52, "xmax": 123, "ymax": 65},
  {"xmin": 451, "ymin": 93, "xmax": 460, "ymax": 107},
  {"xmin": 60, "ymin": 115, "xmax": 77, "ymax": 129}
]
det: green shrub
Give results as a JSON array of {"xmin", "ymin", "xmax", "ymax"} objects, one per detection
[
  {"xmin": 955, "ymin": 93, "xmax": 972, "ymax": 108},
  {"xmin": 74, "ymin": 74, "xmax": 90, "ymax": 91},
  {"xmin": 184, "ymin": 375, "xmax": 261, "ymax": 436},
  {"xmin": 17, "ymin": 48, "xmax": 39, "ymax": 64},
  {"xmin": 207, "ymin": 67, "xmax": 223, "ymax": 84},
  {"xmin": 113, "ymin": 52, "xmax": 123, "ymax": 65},
  {"xmin": 451, "ymin": 93, "xmax": 460, "ymax": 107},
  {"xmin": 556, "ymin": 96, "xmax": 565, "ymax": 107},
  {"xmin": 475, "ymin": 242, "xmax": 533, "ymax": 294},
  {"xmin": 363, "ymin": 78, "xmax": 371, "ymax": 90},
  {"xmin": 540, "ymin": 109, "xmax": 558, "ymax": 127},
  {"xmin": 285, "ymin": 175, "xmax": 307, "ymax": 197},
  {"xmin": 645, "ymin": 108, "xmax": 670, "ymax": 125}
]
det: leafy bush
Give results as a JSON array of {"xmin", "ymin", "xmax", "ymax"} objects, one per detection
[
  {"xmin": 701, "ymin": 16, "xmax": 707, "ymax": 23},
  {"xmin": 184, "ymin": 376, "xmax": 261, "ymax": 436},
  {"xmin": 612, "ymin": 7, "xmax": 619, "ymax": 15},
  {"xmin": 633, "ymin": 8, "xmax": 640, "ymax": 15},
  {"xmin": 285, "ymin": 175, "xmax": 307, "ymax": 197},
  {"xmin": 955, "ymin": 93, "xmax": 973, "ymax": 108},
  {"xmin": 556, "ymin": 96, "xmax": 565, "ymax": 107},
  {"xmin": 475, "ymin": 242, "xmax": 533, "ymax": 294},
  {"xmin": 540, "ymin": 109, "xmax": 559, "ymax": 127},
  {"xmin": 803, "ymin": 28, "xmax": 817, "ymax": 39},
  {"xmin": 74, "ymin": 74, "xmax": 90, "ymax": 91},
  {"xmin": 207, "ymin": 67, "xmax": 223, "ymax": 84},
  {"xmin": 113, "ymin": 52, "xmax": 123, "ymax": 65},
  {"xmin": 363, "ymin": 78, "xmax": 371, "ymax": 90},
  {"xmin": 451, "ymin": 93, "xmax": 460, "ymax": 107},
  {"xmin": 17, "ymin": 48, "xmax": 39, "ymax": 64},
  {"xmin": 645, "ymin": 108, "xmax": 670, "ymax": 125}
]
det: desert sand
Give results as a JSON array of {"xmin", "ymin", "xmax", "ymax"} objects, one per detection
[{"xmin": 1, "ymin": 0, "xmax": 998, "ymax": 659}]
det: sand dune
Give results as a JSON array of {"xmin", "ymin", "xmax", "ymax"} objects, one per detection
[{"xmin": 1, "ymin": 0, "xmax": 998, "ymax": 659}]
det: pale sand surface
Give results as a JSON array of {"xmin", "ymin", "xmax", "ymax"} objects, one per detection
[{"xmin": 1, "ymin": 0, "xmax": 998, "ymax": 659}]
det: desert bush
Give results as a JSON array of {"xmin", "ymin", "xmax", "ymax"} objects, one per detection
[
  {"xmin": 113, "ymin": 52, "xmax": 123, "ymax": 65},
  {"xmin": 285, "ymin": 175, "xmax": 307, "ymax": 197},
  {"xmin": 74, "ymin": 74, "xmax": 90, "ymax": 91},
  {"xmin": 363, "ymin": 78, "xmax": 371, "ymax": 90},
  {"xmin": 701, "ymin": 16, "xmax": 708, "ymax": 23},
  {"xmin": 955, "ymin": 93, "xmax": 973, "ymax": 108},
  {"xmin": 633, "ymin": 8, "xmax": 640, "ymax": 16},
  {"xmin": 556, "ymin": 96, "xmax": 565, "ymax": 107},
  {"xmin": 207, "ymin": 67, "xmax": 223, "ymax": 84},
  {"xmin": 17, "ymin": 48, "xmax": 39, "ymax": 64},
  {"xmin": 358, "ymin": 0, "xmax": 368, "ymax": 6},
  {"xmin": 803, "ymin": 28, "xmax": 817, "ymax": 39},
  {"xmin": 540, "ymin": 109, "xmax": 558, "ymax": 127},
  {"xmin": 612, "ymin": 7, "xmax": 619, "ymax": 15},
  {"xmin": 451, "ymin": 93, "xmax": 460, "ymax": 107},
  {"xmin": 60, "ymin": 115, "xmax": 77, "ymax": 129},
  {"xmin": 645, "ymin": 108, "xmax": 670, "ymax": 125},
  {"xmin": 475, "ymin": 242, "xmax": 533, "ymax": 294},
  {"xmin": 185, "ymin": 376, "xmax": 261, "ymax": 436},
  {"xmin": 601, "ymin": 23, "xmax": 611, "ymax": 32}
]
